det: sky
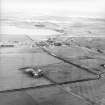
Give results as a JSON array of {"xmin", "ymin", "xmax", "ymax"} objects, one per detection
[{"xmin": 1, "ymin": 0, "xmax": 105, "ymax": 18}]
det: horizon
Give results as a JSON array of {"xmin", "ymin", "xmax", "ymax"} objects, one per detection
[{"xmin": 1, "ymin": 0, "xmax": 105, "ymax": 18}]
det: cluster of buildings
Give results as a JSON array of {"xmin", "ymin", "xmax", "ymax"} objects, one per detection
[
  {"xmin": 0, "ymin": 36, "xmax": 71, "ymax": 48},
  {"xmin": 36, "ymin": 37, "xmax": 71, "ymax": 47},
  {"xmin": 0, "ymin": 40, "xmax": 36, "ymax": 48}
]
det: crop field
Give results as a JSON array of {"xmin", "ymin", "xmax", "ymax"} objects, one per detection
[{"xmin": 0, "ymin": 17, "xmax": 105, "ymax": 105}]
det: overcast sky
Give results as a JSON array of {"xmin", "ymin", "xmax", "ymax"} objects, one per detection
[{"xmin": 1, "ymin": 0, "xmax": 105, "ymax": 18}]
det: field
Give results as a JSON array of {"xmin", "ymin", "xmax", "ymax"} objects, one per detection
[{"xmin": 0, "ymin": 17, "xmax": 105, "ymax": 105}]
